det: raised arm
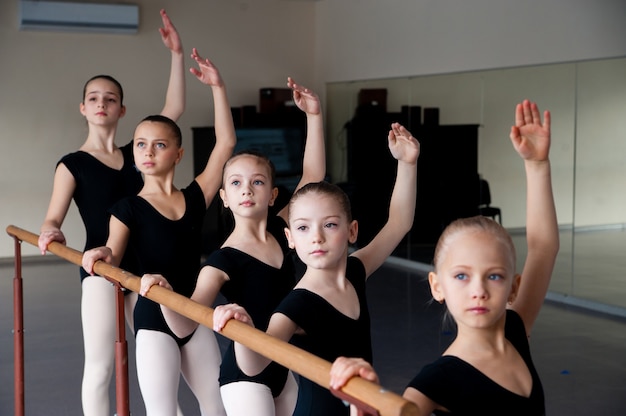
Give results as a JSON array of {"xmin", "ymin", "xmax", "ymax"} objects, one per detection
[
  {"xmin": 352, "ymin": 123, "xmax": 420, "ymax": 277},
  {"xmin": 277, "ymin": 78, "xmax": 326, "ymax": 221},
  {"xmin": 38, "ymin": 164, "xmax": 75, "ymax": 253},
  {"xmin": 190, "ymin": 48, "xmax": 237, "ymax": 207},
  {"xmin": 508, "ymin": 100, "xmax": 559, "ymax": 334},
  {"xmin": 158, "ymin": 9, "xmax": 186, "ymax": 121}
]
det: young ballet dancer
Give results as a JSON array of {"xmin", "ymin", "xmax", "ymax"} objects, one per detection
[
  {"xmin": 139, "ymin": 78, "xmax": 325, "ymax": 416},
  {"xmin": 212, "ymin": 122, "xmax": 420, "ymax": 416},
  {"xmin": 37, "ymin": 10, "xmax": 184, "ymax": 416},
  {"xmin": 82, "ymin": 49, "xmax": 236, "ymax": 416},
  {"xmin": 329, "ymin": 99, "xmax": 558, "ymax": 416}
]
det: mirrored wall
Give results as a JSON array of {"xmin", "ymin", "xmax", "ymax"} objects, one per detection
[{"xmin": 325, "ymin": 57, "xmax": 626, "ymax": 312}]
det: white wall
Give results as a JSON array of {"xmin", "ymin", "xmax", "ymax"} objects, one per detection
[{"xmin": 314, "ymin": 0, "xmax": 626, "ymax": 82}]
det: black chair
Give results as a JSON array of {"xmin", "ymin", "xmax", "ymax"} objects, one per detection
[{"xmin": 478, "ymin": 178, "xmax": 502, "ymax": 224}]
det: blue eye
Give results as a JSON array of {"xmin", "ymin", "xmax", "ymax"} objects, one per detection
[
  {"xmin": 296, "ymin": 225, "xmax": 308, "ymax": 231},
  {"xmin": 136, "ymin": 142, "xmax": 145, "ymax": 148},
  {"xmin": 253, "ymin": 179, "xmax": 264, "ymax": 185},
  {"xmin": 488, "ymin": 274, "xmax": 503, "ymax": 281},
  {"xmin": 324, "ymin": 222, "xmax": 337, "ymax": 229},
  {"xmin": 454, "ymin": 273, "xmax": 468, "ymax": 281},
  {"xmin": 156, "ymin": 143, "xmax": 166, "ymax": 149},
  {"xmin": 231, "ymin": 180, "xmax": 240, "ymax": 186}
]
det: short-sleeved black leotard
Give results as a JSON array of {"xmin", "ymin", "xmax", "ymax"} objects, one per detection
[
  {"xmin": 407, "ymin": 310, "xmax": 545, "ymax": 416},
  {"xmin": 203, "ymin": 216, "xmax": 297, "ymax": 397},
  {"xmin": 274, "ymin": 256, "xmax": 373, "ymax": 416},
  {"xmin": 109, "ymin": 180, "xmax": 207, "ymax": 346},
  {"xmin": 59, "ymin": 141, "xmax": 143, "ymax": 281}
]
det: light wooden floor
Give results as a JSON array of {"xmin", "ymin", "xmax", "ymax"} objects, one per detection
[{"xmin": 2, "ymin": 253, "xmax": 626, "ymax": 415}]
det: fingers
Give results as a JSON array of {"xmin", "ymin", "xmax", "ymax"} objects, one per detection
[
  {"xmin": 543, "ymin": 109, "xmax": 551, "ymax": 133},
  {"xmin": 37, "ymin": 230, "xmax": 65, "ymax": 254},
  {"xmin": 516, "ymin": 99, "xmax": 548, "ymax": 128},
  {"xmin": 81, "ymin": 252, "xmax": 96, "ymax": 275},
  {"xmin": 213, "ymin": 304, "xmax": 251, "ymax": 332},
  {"xmin": 329, "ymin": 357, "xmax": 378, "ymax": 390},
  {"xmin": 139, "ymin": 274, "xmax": 171, "ymax": 296},
  {"xmin": 287, "ymin": 77, "xmax": 316, "ymax": 97}
]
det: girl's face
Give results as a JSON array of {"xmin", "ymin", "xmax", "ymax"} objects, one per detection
[
  {"xmin": 428, "ymin": 229, "xmax": 520, "ymax": 331},
  {"xmin": 285, "ymin": 192, "xmax": 357, "ymax": 270},
  {"xmin": 219, "ymin": 155, "xmax": 277, "ymax": 218},
  {"xmin": 80, "ymin": 78, "xmax": 125, "ymax": 126},
  {"xmin": 133, "ymin": 121, "xmax": 183, "ymax": 176}
]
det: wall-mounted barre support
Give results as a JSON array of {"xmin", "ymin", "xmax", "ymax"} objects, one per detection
[{"xmin": 6, "ymin": 224, "xmax": 419, "ymax": 416}]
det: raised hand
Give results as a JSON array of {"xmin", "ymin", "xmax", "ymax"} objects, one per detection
[
  {"xmin": 190, "ymin": 48, "xmax": 224, "ymax": 87},
  {"xmin": 388, "ymin": 122, "xmax": 420, "ymax": 164},
  {"xmin": 510, "ymin": 99, "xmax": 551, "ymax": 162},
  {"xmin": 287, "ymin": 77, "xmax": 320, "ymax": 116},
  {"xmin": 158, "ymin": 9, "xmax": 182, "ymax": 54},
  {"xmin": 140, "ymin": 274, "xmax": 173, "ymax": 296}
]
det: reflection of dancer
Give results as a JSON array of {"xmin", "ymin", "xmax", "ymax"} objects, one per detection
[
  {"xmin": 141, "ymin": 78, "xmax": 326, "ymax": 416},
  {"xmin": 83, "ymin": 49, "xmax": 236, "ymax": 416},
  {"xmin": 331, "ymin": 100, "xmax": 558, "ymax": 416},
  {"xmin": 37, "ymin": 10, "xmax": 184, "ymax": 416},
  {"xmin": 214, "ymin": 123, "xmax": 420, "ymax": 415}
]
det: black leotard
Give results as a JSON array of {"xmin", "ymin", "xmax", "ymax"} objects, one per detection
[
  {"xmin": 203, "ymin": 216, "xmax": 296, "ymax": 397},
  {"xmin": 407, "ymin": 310, "xmax": 545, "ymax": 416},
  {"xmin": 275, "ymin": 256, "xmax": 373, "ymax": 416},
  {"xmin": 109, "ymin": 180, "xmax": 206, "ymax": 346},
  {"xmin": 59, "ymin": 141, "xmax": 142, "ymax": 281}
]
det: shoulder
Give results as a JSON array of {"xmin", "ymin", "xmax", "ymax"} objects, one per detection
[
  {"xmin": 346, "ymin": 256, "xmax": 367, "ymax": 285},
  {"xmin": 108, "ymin": 196, "xmax": 140, "ymax": 223},
  {"xmin": 407, "ymin": 356, "xmax": 464, "ymax": 407},
  {"xmin": 182, "ymin": 180, "xmax": 207, "ymax": 211},
  {"xmin": 57, "ymin": 151, "xmax": 88, "ymax": 171},
  {"xmin": 505, "ymin": 309, "xmax": 531, "ymax": 354},
  {"xmin": 275, "ymin": 289, "xmax": 310, "ymax": 318},
  {"xmin": 268, "ymin": 215, "xmax": 289, "ymax": 249},
  {"xmin": 203, "ymin": 247, "xmax": 239, "ymax": 272},
  {"xmin": 183, "ymin": 180, "xmax": 204, "ymax": 201}
]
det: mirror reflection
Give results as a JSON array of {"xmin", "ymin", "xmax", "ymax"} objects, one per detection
[{"xmin": 326, "ymin": 57, "xmax": 626, "ymax": 312}]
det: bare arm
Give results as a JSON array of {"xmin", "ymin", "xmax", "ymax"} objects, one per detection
[
  {"xmin": 352, "ymin": 123, "xmax": 420, "ymax": 277},
  {"xmin": 277, "ymin": 78, "xmax": 325, "ymax": 221},
  {"xmin": 190, "ymin": 48, "xmax": 236, "ymax": 207},
  {"xmin": 141, "ymin": 265, "xmax": 228, "ymax": 338},
  {"xmin": 38, "ymin": 163, "xmax": 75, "ymax": 253},
  {"xmin": 402, "ymin": 387, "xmax": 439, "ymax": 416},
  {"xmin": 508, "ymin": 100, "xmax": 559, "ymax": 335},
  {"xmin": 158, "ymin": 9, "xmax": 185, "ymax": 121}
]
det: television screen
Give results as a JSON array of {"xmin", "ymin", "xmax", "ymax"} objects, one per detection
[{"xmin": 234, "ymin": 127, "xmax": 304, "ymax": 176}]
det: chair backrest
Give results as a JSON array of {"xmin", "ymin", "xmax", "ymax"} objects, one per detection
[{"xmin": 479, "ymin": 178, "xmax": 492, "ymax": 206}]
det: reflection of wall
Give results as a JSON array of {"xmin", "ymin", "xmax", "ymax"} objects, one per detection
[
  {"xmin": 327, "ymin": 57, "xmax": 626, "ymax": 229},
  {"xmin": 575, "ymin": 59, "xmax": 626, "ymax": 227}
]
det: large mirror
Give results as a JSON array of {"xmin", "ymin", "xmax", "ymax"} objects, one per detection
[{"xmin": 325, "ymin": 57, "xmax": 626, "ymax": 313}]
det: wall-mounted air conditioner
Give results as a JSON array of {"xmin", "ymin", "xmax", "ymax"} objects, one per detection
[{"xmin": 19, "ymin": 1, "xmax": 139, "ymax": 34}]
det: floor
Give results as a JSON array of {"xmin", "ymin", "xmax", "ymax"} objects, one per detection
[{"xmin": 1, "ymin": 253, "xmax": 626, "ymax": 415}]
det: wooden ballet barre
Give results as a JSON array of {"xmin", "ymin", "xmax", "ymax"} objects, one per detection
[{"xmin": 6, "ymin": 224, "xmax": 419, "ymax": 416}]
